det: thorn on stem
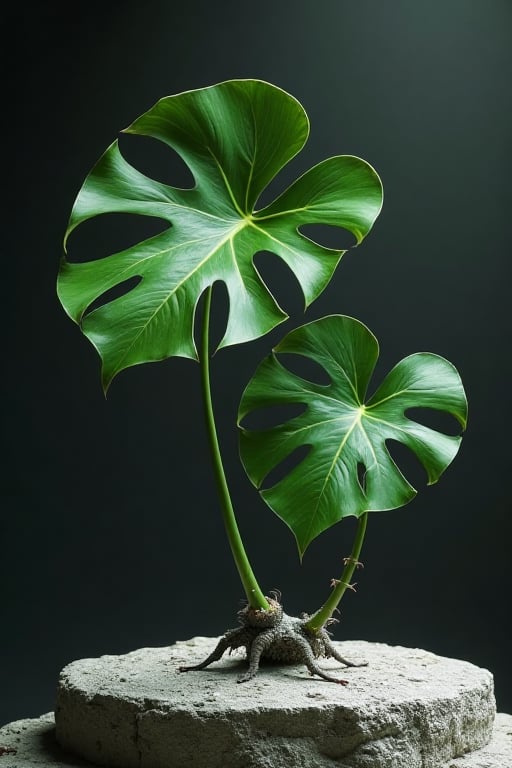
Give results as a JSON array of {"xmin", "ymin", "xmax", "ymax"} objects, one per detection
[
  {"xmin": 343, "ymin": 556, "xmax": 364, "ymax": 568},
  {"xmin": 330, "ymin": 578, "xmax": 357, "ymax": 592}
]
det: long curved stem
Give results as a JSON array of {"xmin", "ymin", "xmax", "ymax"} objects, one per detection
[
  {"xmin": 200, "ymin": 286, "xmax": 269, "ymax": 611},
  {"xmin": 305, "ymin": 512, "xmax": 368, "ymax": 632}
]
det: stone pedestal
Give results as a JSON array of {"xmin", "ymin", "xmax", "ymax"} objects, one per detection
[
  {"xmin": 1, "ymin": 639, "xmax": 511, "ymax": 768},
  {"xmin": 2, "ymin": 712, "xmax": 511, "ymax": 768}
]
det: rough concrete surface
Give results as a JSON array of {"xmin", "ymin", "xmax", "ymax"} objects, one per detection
[
  {"xmin": 1, "ymin": 712, "xmax": 511, "ymax": 768},
  {"xmin": 42, "ymin": 638, "xmax": 500, "ymax": 768},
  {"xmin": 0, "ymin": 712, "xmax": 90, "ymax": 767}
]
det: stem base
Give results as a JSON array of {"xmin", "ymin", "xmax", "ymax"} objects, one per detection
[{"xmin": 178, "ymin": 595, "xmax": 367, "ymax": 684}]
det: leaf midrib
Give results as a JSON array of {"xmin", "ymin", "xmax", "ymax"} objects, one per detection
[
  {"xmin": 302, "ymin": 406, "xmax": 363, "ymax": 546},
  {"xmin": 93, "ymin": 203, "xmax": 326, "ymax": 376},
  {"xmin": 108, "ymin": 218, "xmax": 247, "ymax": 373}
]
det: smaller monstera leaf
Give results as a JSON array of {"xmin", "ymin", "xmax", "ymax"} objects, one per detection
[
  {"xmin": 238, "ymin": 315, "xmax": 468, "ymax": 557},
  {"xmin": 57, "ymin": 79, "xmax": 383, "ymax": 390}
]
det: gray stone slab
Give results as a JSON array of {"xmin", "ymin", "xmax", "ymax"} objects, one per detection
[
  {"xmin": 0, "ymin": 713, "xmax": 90, "ymax": 767},
  {"xmin": 1, "ymin": 712, "xmax": 511, "ymax": 768},
  {"xmin": 46, "ymin": 638, "xmax": 500, "ymax": 768}
]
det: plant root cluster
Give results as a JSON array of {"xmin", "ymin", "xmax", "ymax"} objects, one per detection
[{"xmin": 178, "ymin": 596, "xmax": 367, "ymax": 684}]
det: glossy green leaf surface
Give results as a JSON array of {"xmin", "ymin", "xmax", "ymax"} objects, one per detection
[
  {"xmin": 57, "ymin": 79, "xmax": 383, "ymax": 389},
  {"xmin": 238, "ymin": 315, "xmax": 468, "ymax": 557}
]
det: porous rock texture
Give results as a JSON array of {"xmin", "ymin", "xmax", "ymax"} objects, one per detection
[
  {"xmin": 1, "ymin": 712, "xmax": 512, "ymax": 768},
  {"xmin": 46, "ymin": 638, "xmax": 501, "ymax": 768}
]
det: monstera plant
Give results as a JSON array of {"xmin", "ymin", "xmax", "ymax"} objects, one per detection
[{"xmin": 58, "ymin": 79, "xmax": 467, "ymax": 684}]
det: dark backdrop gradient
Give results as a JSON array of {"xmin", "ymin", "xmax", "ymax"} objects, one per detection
[{"xmin": 2, "ymin": 0, "xmax": 511, "ymax": 726}]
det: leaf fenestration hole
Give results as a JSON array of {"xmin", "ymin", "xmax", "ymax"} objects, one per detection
[
  {"xmin": 66, "ymin": 213, "xmax": 170, "ymax": 264},
  {"xmin": 194, "ymin": 281, "xmax": 230, "ymax": 354},
  {"xmin": 84, "ymin": 276, "xmax": 143, "ymax": 316},
  {"xmin": 357, "ymin": 462, "xmax": 367, "ymax": 493},
  {"xmin": 240, "ymin": 402, "xmax": 307, "ymax": 431},
  {"xmin": 254, "ymin": 164, "xmax": 302, "ymax": 211},
  {"xmin": 260, "ymin": 444, "xmax": 311, "ymax": 490},
  {"xmin": 253, "ymin": 250, "xmax": 305, "ymax": 316},
  {"xmin": 119, "ymin": 132, "xmax": 195, "ymax": 189},
  {"xmin": 299, "ymin": 224, "xmax": 357, "ymax": 251},
  {"xmin": 385, "ymin": 439, "xmax": 427, "ymax": 489},
  {"xmin": 405, "ymin": 407, "xmax": 462, "ymax": 437},
  {"xmin": 277, "ymin": 352, "xmax": 331, "ymax": 386}
]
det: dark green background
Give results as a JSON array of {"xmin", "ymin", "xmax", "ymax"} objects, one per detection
[{"xmin": 2, "ymin": 0, "xmax": 511, "ymax": 726}]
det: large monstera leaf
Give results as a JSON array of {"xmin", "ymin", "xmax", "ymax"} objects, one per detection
[
  {"xmin": 238, "ymin": 315, "xmax": 468, "ymax": 557},
  {"xmin": 57, "ymin": 79, "xmax": 382, "ymax": 390}
]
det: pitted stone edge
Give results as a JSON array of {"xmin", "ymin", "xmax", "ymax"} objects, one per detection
[{"xmin": 0, "ymin": 713, "xmax": 510, "ymax": 768}]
